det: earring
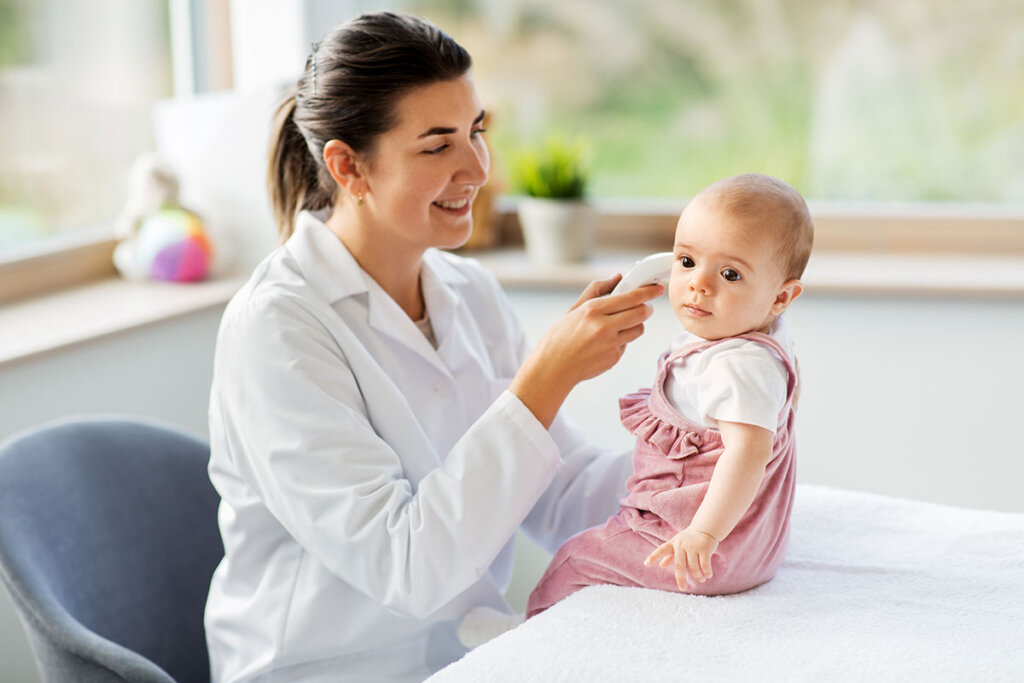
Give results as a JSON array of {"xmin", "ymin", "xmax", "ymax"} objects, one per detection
[{"xmin": 357, "ymin": 193, "xmax": 364, "ymax": 207}]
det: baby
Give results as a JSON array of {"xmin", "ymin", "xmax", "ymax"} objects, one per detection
[{"xmin": 526, "ymin": 173, "xmax": 813, "ymax": 616}]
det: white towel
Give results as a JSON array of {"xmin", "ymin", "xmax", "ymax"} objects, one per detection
[{"xmin": 429, "ymin": 485, "xmax": 1024, "ymax": 682}]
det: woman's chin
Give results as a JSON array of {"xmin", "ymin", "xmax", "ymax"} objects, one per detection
[{"xmin": 439, "ymin": 221, "xmax": 475, "ymax": 251}]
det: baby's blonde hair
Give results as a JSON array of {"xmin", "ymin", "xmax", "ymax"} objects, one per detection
[{"xmin": 696, "ymin": 173, "xmax": 814, "ymax": 280}]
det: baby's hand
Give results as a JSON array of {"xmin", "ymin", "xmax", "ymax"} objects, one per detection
[{"xmin": 644, "ymin": 527, "xmax": 719, "ymax": 590}]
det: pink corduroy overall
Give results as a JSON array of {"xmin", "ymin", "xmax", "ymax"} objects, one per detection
[{"xmin": 527, "ymin": 333, "xmax": 798, "ymax": 618}]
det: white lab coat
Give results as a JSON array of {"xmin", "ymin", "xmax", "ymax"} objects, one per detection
[{"xmin": 205, "ymin": 211, "xmax": 630, "ymax": 682}]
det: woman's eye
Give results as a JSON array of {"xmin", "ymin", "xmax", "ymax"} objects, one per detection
[
  {"xmin": 471, "ymin": 128, "xmax": 487, "ymax": 137},
  {"xmin": 679, "ymin": 255, "xmax": 695, "ymax": 268},
  {"xmin": 423, "ymin": 144, "xmax": 449, "ymax": 155},
  {"xmin": 721, "ymin": 268, "xmax": 742, "ymax": 282}
]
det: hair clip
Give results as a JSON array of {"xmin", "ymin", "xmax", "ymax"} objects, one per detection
[{"xmin": 310, "ymin": 41, "xmax": 320, "ymax": 94}]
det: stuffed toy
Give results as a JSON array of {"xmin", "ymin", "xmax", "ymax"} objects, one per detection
[{"xmin": 113, "ymin": 154, "xmax": 213, "ymax": 282}]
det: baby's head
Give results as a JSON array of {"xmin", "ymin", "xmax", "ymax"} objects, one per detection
[{"xmin": 669, "ymin": 173, "xmax": 813, "ymax": 341}]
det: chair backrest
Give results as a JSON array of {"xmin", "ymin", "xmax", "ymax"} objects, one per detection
[{"xmin": 0, "ymin": 418, "xmax": 223, "ymax": 683}]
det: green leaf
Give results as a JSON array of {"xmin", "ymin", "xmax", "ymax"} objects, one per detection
[{"xmin": 513, "ymin": 136, "xmax": 589, "ymax": 199}]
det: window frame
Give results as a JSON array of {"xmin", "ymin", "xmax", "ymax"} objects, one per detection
[{"xmin": 0, "ymin": 0, "xmax": 232, "ymax": 305}]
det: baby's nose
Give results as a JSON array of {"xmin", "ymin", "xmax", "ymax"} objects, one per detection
[{"xmin": 689, "ymin": 272, "xmax": 711, "ymax": 293}]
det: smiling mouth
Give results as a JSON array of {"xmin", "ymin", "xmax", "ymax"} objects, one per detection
[{"xmin": 433, "ymin": 197, "xmax": 471, "ymax": 211}]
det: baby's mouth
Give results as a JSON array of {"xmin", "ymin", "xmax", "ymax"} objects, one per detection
[{"xmin": 684, "ymin": 304, "xmax": 711, "ymax": 317}]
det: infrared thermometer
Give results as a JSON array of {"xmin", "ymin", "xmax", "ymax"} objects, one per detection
[{"xmin": 610, "ymin": 252, "xmax": 674, "ymax": 295}]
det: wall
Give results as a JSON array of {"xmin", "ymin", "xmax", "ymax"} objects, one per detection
[
  {"xmin": 0, "ymin": 306, "xmax": 224, "ymax": 683},
  {"xmin": 2, "ymin": 287, "xmax": 1023, "ymax": 675}
]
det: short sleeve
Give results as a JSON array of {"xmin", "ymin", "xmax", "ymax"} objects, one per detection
[{"xmin": 692, "ymin": 343, "xmax": 789, "ymax": 432}]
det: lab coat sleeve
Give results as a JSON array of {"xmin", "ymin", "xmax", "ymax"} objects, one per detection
[
  {"xmin": 520, "ymin": 411, "xmax": 632, "ymax": 553},
  {"xmin": 488, "ymin": 287, "xmax": 632, "ymax": 554},
  {"xmin": 215, "ymin": 292, "xmax": 563, "ymax": 620}
]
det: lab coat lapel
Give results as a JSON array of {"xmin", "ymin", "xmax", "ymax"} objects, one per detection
[
  {"xmin": 419, "ymin": 251, "xmax": 460, "ymax": 358},
  {"xmin": 366, "ymin": 249, "xmax": 471, "ymax": 377},
  {"xmin": 290, "ymin": 211, "xmax": 451, "ymax": 377},
  {"xmin": 423, "ymin": 251, "xmax": 498, "ymax": 383},
  {"xmin": 366, "ymin": 281, "xmax": 450, "ymax": 378}
]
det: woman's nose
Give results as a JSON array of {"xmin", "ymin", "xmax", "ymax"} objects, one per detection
[{"xmin": 457, "ymin": 140, "xmax": 489, "ymax": 186}]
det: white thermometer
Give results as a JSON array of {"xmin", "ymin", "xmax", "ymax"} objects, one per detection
[{"xmin": 610, "ymin": 252, "xmax": 674, "ymax": 295}]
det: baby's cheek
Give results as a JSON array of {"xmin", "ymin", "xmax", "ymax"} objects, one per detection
[{"xmin": 667, "ymin": 274, "xmax": 684, "ymax": 305}]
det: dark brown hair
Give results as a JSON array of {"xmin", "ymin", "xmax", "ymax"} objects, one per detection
[{"xmin": 267, "ymin": 12, "xmax": 472, "ymax": 240}]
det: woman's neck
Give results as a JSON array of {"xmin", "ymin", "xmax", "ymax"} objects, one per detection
[{"xmin": 325, "ymin": 208, "xmax": 426, "ymax": 321}]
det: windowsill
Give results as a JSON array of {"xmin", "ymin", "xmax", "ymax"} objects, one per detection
[
  {"xmin": 3, "ymin": 249, "xmax": 1024, "ymax": 370},
  {"xmin": 0, "ymin": 274, "xmax": 247, "ymax": 369},
  {"xmin": 469, "ymin": 248, "xmax": 1024, "ymax": 299}
]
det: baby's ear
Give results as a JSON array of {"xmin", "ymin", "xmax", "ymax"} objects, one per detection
[{"xmin": 771, "ymin": 279, "xmax": 804, "ymax": 315}]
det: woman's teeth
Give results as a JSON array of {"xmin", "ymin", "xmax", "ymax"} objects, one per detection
[{"xmin": 434, "ymin": 198, "xmax": 469, "ymax": 210}]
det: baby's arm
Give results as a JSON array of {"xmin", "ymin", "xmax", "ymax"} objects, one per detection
[{"xmin": 644, "ymin": 420, "xmax": 774, "ymax": 589}]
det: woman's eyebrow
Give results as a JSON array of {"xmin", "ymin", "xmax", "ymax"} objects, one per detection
[{"xmin": 418, "ymin": 110, "xmax": 486, "ymax": 138}]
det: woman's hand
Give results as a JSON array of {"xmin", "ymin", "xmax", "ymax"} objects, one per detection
[
  {"xmin": 509, "ymin": 274, "xmax": 662, "ymax": 428},
  {"xmin": 550, "ymin": 274, "xmax": 661, "ymax": 384},
  {"xmin": 644, "ymin": 527, "xmax": 719, "ymax": 590}
]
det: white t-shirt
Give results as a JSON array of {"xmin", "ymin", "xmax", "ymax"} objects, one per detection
[{"xmin": 663, "ymin": 317, "xmax": 794, "ymax": 433}]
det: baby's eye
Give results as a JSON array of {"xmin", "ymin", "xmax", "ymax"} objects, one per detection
[
  {"xmin": 721, "ymin": 268, "xmax": 742, "ymax": 282},
  {"xmin": 679, "ymin": 255, "xmax": 695, "ymax": 268}
]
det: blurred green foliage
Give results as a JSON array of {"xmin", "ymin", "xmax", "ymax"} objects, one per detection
[
  {"xmin": 512, "ymin": 137, "xmax": 589, "ymax": 199},
  {"xmin": 0, "ymin": 0, "xmax": 34, "ymax": 65},
  {"xmin": 416, "ymin": 0, "xmax": 1024, "ymax": 202}
]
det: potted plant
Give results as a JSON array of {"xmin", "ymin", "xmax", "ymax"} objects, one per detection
[{"xmin": 513, "ymin": 136, "xmax": 596, "ymax": 265}]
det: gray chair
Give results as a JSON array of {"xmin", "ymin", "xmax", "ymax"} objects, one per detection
[{"xmin": 0, "ymin": 417, "xmax": 223, "ymax": 683}]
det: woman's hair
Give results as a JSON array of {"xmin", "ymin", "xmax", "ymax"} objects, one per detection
[{"xmin": 267, "ymin": 12, "xmax": 472, "ymax": 240}]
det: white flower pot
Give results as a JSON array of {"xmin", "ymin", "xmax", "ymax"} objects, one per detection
[{"xmin": 517, "ymin": 197, "xmax": 596, "ymax": 266}]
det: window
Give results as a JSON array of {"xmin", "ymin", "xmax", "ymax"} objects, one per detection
[
  {"xmin": 0, "ymin": 0, "xmax": 173, "ymax": 256},
  {"xmin": 404, "ymin": 0, "xmax": 1024, "ymax": 203},
  {"xmin": 3, "ymin": 0, "xmax": 1021, "ymax": 306}
]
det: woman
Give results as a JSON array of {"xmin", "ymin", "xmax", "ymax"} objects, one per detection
[{"xmin": 204, "ymin": 12, "xmax": 661, "ymax": 682}]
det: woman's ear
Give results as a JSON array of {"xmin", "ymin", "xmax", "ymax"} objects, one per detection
[
  {"xmin": 771, "ymin": 279, "xmax": 804, "ymax": 315},
  {"xmin": 323, "ymin": 140, "xmax": 367, "ymax": 198}
]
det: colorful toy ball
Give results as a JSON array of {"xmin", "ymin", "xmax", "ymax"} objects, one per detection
[{"xmin": 134, "ymin": 209, "xmax": 213, "ymax": 282}]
